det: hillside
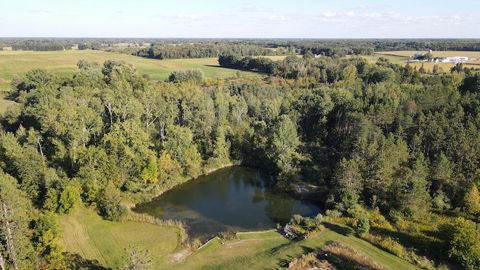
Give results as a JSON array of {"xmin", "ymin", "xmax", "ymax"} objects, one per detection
[{"xmin": 59, "ymin": 208, "xmax": 419, "ymax": 270}]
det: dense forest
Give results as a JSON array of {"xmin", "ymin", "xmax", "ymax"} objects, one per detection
[{"xmin": 1, "ymin": 50, "xmax": 480, "ymax": 269}]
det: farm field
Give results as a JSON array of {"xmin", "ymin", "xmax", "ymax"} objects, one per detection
[
  {"xmin": 376, "ymin": 50, "xmax": 480, "ymax": 59},
  {"xmin": 59, "ymin": 208, "xmax": 418, "ymax": 270},
  {"xmin": 370, "ymin": 51, "xmax": 480, "ymax": 73},
  {"xmin": 0, "ymin": 50, "xmax": 261, "ymax": 90}
]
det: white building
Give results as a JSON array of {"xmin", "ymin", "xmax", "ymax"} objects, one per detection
[{"xmin": 440, "ymin": 57, "xmax": 469, "ymax": 63}]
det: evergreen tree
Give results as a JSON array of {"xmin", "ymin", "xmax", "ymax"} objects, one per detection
[{"xmin": 332, "ymin": 158, "xmax": 363, "ymax": 211}]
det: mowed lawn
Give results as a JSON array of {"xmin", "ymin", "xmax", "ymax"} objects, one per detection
[
  {"xmin": 59, "ymin": 207, "xmax": 181, "ymax": 269},
  {"xmin": 0, "ymin": 50, "xmax": 259, "ymax": 89},
  {"xmin": 59, "ymin": 207, "xmax": 418, "ymax": 270},
  {"xmin": 175, "ymin": 227, "xmax": 418, "ymax": 270}
]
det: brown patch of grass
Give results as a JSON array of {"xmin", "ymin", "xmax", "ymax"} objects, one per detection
[
  {"xmin": 288, "ymin": 252, "xmax": 337, "ymax": 270},
  {"xmin": 320, "ymin": 241, "xmax": 387, "ymax": 270}
]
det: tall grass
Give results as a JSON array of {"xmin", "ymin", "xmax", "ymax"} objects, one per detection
[{"xmin": 126, "ymin": 211, "xmax": 188, "ymax": 244}]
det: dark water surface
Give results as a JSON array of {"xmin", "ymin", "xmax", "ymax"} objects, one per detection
[{"xmin": 134, "ymin": 166, "xmax": 321, "ymax": 238}]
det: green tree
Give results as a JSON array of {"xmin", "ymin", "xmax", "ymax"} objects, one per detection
[
  {"xmin": 43, "ymin": 188, "xmax": 59, "ymax": 212},
  {"xmin": 441, "ymin": 218, "xmax": 480, "ymax": 270},
  {"xmin": 33, "ymin": 213, "xmax": 65, "ymax": 269},
  {"xmin": 430, "ymin": 153, "xmax": 452, "ymax": 192},
  {"xmin": 464, "ymin": 184, "xmax": 480, "ymax": 216},
  {"xmin": 140, "ymin": 155, "xmax": 159, "ymax": 185},
  {"xmin": 157, "ymin": 152, "xmax": 182, "ymax": 188},
  {"xmin": 58, "ymin": 184, "xmax": 82, "ymax": 214},
  {"xmin": 209, "ymin": 125, "xmax": 231, "ymax": 167},
  {"xmin": 332, "ymin": 158, "xmax": 363, "ymax": 211},
  {"xmin": 396, "ymin": 156, "xmax": 431, "ymax": 219},
  {"xmin": 98, "ymin": 181, "xmax": 127, "ymax": 221},
  {"xmin": 164, "ymin": 125, "xmax": 203, "ymax": 178},
  {"xmin": 0, "ymin": 172, "xmax": 36, "ymax": 269},
  {"xmin": 269, "ymin": 115, "xmax": 302, "ymax": 178}
]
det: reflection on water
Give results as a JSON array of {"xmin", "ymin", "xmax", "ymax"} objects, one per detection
[{"xmin": 134, "ymin": 167, "xmax": 321, "ymax": 238}]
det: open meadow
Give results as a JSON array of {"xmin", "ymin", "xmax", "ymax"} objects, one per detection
[{"xmin": 0, "ymin": 50, "xmax": 260, "ymax": 90}]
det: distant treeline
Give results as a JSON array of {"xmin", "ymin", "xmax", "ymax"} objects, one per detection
[
  {"xmin": 218, "ymin": 54, "xmax": 276, "ymax": 73},
  {"xmin": 133, "ymin": 43, "xmax": 288, "ymax": 59},
  {"xmin": 0, "ymin": 39, "xmax": 69, "ymax": 51},
  {"xmin": 2, "ymin": 38, "xmax": 480, "ymax": 58}
]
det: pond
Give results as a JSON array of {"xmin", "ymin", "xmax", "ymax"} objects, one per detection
[{"xmin": 134, "ymin": 166, "xmax": 322, "ymax": 239}]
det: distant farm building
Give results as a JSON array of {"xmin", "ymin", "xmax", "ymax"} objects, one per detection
[{"xmin": 437, "ymin": 56, "xmax": 469, "ymax": 63}]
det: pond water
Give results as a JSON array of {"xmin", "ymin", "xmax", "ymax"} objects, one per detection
[{"xmin": 134, "ymin": 166, "xmax": 321, "ymax": 239}]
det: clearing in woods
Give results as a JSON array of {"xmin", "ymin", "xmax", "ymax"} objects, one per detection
[{"xmin": 59, "ymin": 207, "xmax": 419, "ymax": 270}]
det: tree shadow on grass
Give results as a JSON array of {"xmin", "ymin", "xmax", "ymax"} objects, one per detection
[
  {"xmin": 323, "ymin": 222, "xmax": 355, "ymax": 236},
  {"xmin": 370, "ymin": 227, "xmax": 447, "ymax": 262},
  {"xmin": 275, "ymin": 243, "xmax": 317, "ymax": 269},
  {"xmin": 64, "ymin": 253, "xmax": 111, "ymax": 270},
  {"xmin": 204, "ymin": 65, "xmax": 266, "ymax": 75}
]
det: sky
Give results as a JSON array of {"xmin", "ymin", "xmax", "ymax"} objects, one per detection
[{"xmin": 0, "ymin": 0, "xmax": 479, "ymax": 38}]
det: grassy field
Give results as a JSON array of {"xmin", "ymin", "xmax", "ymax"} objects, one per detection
[
  {"xmin": 0, "ymin": 50, "xmax": 260, "ymax": 89},
  {"xmin": 59, "ymin": 208, "xmax": 418, "ymax": 270},
  {"xmin": 59, "ymin": 207, "xmax": 181, "ymax": 269},
  {"xmin": 370, "ymin": 51, "xmax": 480, "ymax": 73}
]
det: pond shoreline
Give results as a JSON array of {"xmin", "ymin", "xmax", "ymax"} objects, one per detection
[
  {"xmin": 132, "ymin": 166, "xmax": 323, "ymax": 240},
  {"xmin": 128, "ymin": 162, "xmax": 236, "ymax": 209}
]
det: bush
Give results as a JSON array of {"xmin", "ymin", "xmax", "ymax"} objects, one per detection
[
  {"xmin": 325, "ymin": 209, "xmax": 342, "ymax": 219},
  {"xmin": 440, "ymin": 218, "xmax": 480, "ymax": 270},
  {"xmin": 98, "ymin": 181, "xmax": 127, "ymax": 221},
  {"xmin": 354, "ymin": 216, "xmax": 370, "ymax": 236},
  {"xmin": 58, "ymin": 184, "xmax": 82, "ymax": 214},
  {"xmin": 284, "ymin": 214, "xmax": 324, "ymax": 240},
  {"xmin": 168, "ymin": 69, "xmax": 204, "ymax": 83}
]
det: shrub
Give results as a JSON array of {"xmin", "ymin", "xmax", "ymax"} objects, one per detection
[
  {"xmin": 284, "ymin": 214, "xmax": 324, "ymax": 240},
  {"xmin": 325, "ymin": 209, "xmax": 342, "ymax": 219},
  {"xmin": 168, "ymin": 69, "xmax": 204, "ymax": 83},
  {"xmin": 58, "ymin": 184, "xmax": 82, "ymax": 214},
  {"xmin": 98, "ymin": 181, "xmax": 127, "ymax": 221},
  {"xmin": 440, "ymin": 217, "xmax": 480, "ymax": 270},
  {"xmin": 43, "ymin": 188, "xmax": 59, "ymax": 212},
  {"xmin": 354, "ymin": 216, "xmax": 370, "ymax": 236},
  {"xmin": 432, "ymin": 191, "xmax": 451, "ymax": 210}
]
